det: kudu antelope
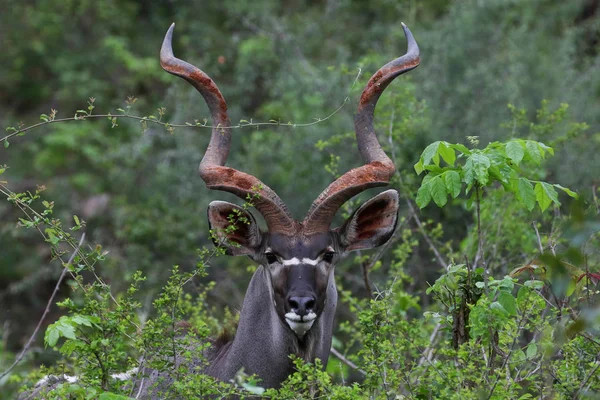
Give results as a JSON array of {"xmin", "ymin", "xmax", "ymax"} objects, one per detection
[{"xmin": 21, "ymin": 22, "xmax": 419, "ymax": 399}]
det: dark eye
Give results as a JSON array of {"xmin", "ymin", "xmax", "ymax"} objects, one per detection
[
  {"xmin": 265, "ymin": 252, "xmax": 278, "ymax": 264},
  {"xmin": 322, "ymin": 251, "xmax": 335, "ymax": 263}
]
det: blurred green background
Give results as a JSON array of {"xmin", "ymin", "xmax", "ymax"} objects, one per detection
[{"xmin": 1, "ymin": 0, "xmax": 599, "ymax": 395}]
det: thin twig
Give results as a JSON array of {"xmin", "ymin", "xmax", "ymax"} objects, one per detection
[
  {"xmin": 1, "ymin": 69, "xmax": 362, "ymax": 145},
  {"xmin": 473, "ymin": 185, "xmax": 485, "ymax": 272},
  {"xmin": 330, "ymin": 347, "xmax": 366, "ymax": 376},
  {"xmin": 574, "ymin": 359, "xmax": 600, "ymax": 398},
  {"xmin": 485, "ymin": 310, "xmax": 530, "ymax": 400},
  {"xmin": 532, "ymin": 222, "xmax": 544, "ymax": 254},
  {"xmin": 406, "ymin": 199, "xmax": 447, "ymax": 270},
  {"xmin": 416, "ymin": 322, "xmax": 441, "ymax": 368},
  {"xmin": 0, "ymin": 233, "xmax": 86, "ymax": 380},
  {"xmin": 361, "ymin": 218, "xmax": 408, "ymax": 296}
]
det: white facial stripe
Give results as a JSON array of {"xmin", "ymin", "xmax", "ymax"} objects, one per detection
[
  {"xmin": 282, "ymin": 257, "xmax": 301, "ymax": 266},
  {"xmin": 281, "ymin": 257, "xmax": 320, "ymax": 266}
]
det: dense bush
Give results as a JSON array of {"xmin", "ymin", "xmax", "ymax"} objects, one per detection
[{"xmin": 1, "ymin": 1, "xmax": 599, "ymax": 399}]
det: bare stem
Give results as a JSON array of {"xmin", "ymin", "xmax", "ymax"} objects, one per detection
[
  {"xmin": 574, "ymin": 359, "xmax": 600, "ymax": 398},
  {"xmin": 0, "ymin": 233, "xmax": 86, "ymax": 380},
  {"xmin": 329, "ymin": 347, "xmax": 366, "ymax": 376},
  {"xmin": 532, "ymin": 221, "xmax": 543, "ymax": 254},
  {"xmin": 1, "ymin": 69, "xmax": 362, "ymax": 145}
]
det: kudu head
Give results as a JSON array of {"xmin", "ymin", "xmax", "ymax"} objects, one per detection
[{"xmin": 160, "ymin": 23, "xmax": 419, "ymax": 339}]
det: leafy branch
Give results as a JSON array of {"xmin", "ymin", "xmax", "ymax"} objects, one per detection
[
  {"xmin": 414, "ymin": 139, "xmax": 578, "ymax": 212},
  {"xmin": 1, "ymin": 68, "xmax": 362, "ymax": 147}
]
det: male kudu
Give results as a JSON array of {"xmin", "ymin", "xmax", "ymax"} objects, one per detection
[{"xmin": 21, "ymin": 21, "xmax": 420, "ymax": 399}]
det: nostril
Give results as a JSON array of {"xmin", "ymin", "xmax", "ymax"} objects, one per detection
[
  {"xmin": 288, "ymin": 296, "xmax": 316, "ymax": 317},
  {"xmin": 289, "ymin": 298, "xmax": 300, "ymax": 310}
]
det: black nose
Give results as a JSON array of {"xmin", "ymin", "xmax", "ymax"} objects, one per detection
[{"xmin": 288, "ymin": 296, "xmax": 315, "ymax": 316}]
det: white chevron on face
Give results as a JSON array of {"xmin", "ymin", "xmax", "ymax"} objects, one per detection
[{"xmin": 281, "ymin": 257, "xmax": 319, "ymax": 266}]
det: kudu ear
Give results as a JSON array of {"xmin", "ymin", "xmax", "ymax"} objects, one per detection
[
  {"xmin": 207, "ymin": 201, "xmax": 263, "ymax": 257},
  {"xmin": 339, "ymin": 189, "xmax": 399, "ymax": 252}
]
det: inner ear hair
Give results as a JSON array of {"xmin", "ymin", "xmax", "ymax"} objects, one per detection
[
  {"xmin": 207, "ymin": 201, "xmax": 262, "ymax": 256},
  {"xmin": 340, "ymin": 189, "xmax": 399, "ymax": 252}
]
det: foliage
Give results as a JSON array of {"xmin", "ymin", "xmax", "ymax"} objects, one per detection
[
  {"xmin": 414, "ymin": 136, "xmax": 577, "ymax": 211},
  {"xmin": 1, "ymin": 1, "xmax": 600, "ymax": 399}
]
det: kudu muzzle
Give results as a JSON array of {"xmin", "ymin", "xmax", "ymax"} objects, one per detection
[{"xmin": 284, "ymin": 263, "xmax": 320, "ymax": 337}]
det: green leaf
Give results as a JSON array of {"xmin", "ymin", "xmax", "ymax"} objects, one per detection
[
  {"xmin": 553, "ymin": 184, "xmax": 578, "ymax": 198},
  {"xmin": 465, "ymin": 153, "xmax": 491, "ymax": 186},
  {"xmin": 414, "ymin": 159, "xmax": 424, "ymax": 175},
  {"xmin": 416, "ymin": 180, "xmax": 432, "ymax": 208},
  {"xmin": 45, "ymin": 228, "xmax": 60, "ymax": 245},
  {"xmin": 498, "ymin": 292, "xmax": 517, "ymax": 316},
  {"xmin": 526, "ymin": 141, "xmax": 542, "ymax": 165},
  {"xmin": 420, "ymin": 141, "xmax": 441, "ymax": 166},
  {"xmin": 242, "ymin": 383, "xmax": 266, "ymax": 395},
  {"xmin": 537, "ymin": 142, "xmax": 554, "ymax": 156},
  {"xmin": 71, "ymin": 315, "xmax": 93, "ymax": 327},
  {"xmin": 18, "ymin": 218, "xmax": 34, "ymax": 228},
  {"xmin": 438, "ymin": 142, "xmax": 456, "ymax": 166},
  {"xmin": 490, "ymin": 301, "xmax": 509, "ymax": 315},
  {"xmin": 535, "ymin": 182, "xmax": 560, "ymax": 212},
  {"xmin": 3, "ymin": 140, "xmax": 8, "ymax": 149},
  {"xmin": 449, "ymin": 143, "xmax": 471, "ymax": 155},
  {"xmin": 516, "ymin": 178, "xmax": 536, "ymax": 211},
  {"xmin": 565, "ymin": 278, "xmax": 576, "ymax": 297},
  {"xmin": 526, "ymin": 342, "xmax": 538, "ymax": 358},
  {"xmin": 506, "ymin": 141, "xmax": 525, "ymax": 165},
  {"xmin": 430, "ymin": 176, "xmax": 448, "ymax": 207},
  {"xmin": 57, "ymin": 324, "xmax": 77, "ymax": 340},
  {"xmin": 524, "ymin": 280, "xmax": 545, "ymax": 289},
  {"xmin": 444, "ymin": 171, "xmax": 461, "ymax": 198},
  {"xmin": 45, "ymin": 326, "xmax": 60, "ymax": 347}
]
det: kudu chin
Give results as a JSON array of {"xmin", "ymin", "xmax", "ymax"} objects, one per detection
[{"xmin": 22, "ymin": 21, "xmax": 420, "ymax": 399}]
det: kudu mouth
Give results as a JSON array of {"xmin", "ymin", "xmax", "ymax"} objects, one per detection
[
  {"xmin": 285, "ymin": 292, "xmax": 318, "ymax": 337},
  {"xmin": 280, "ymin": 262, "xmax": 322, "ymax": 338},
  {"xmin": 285, "ymin": 311, "xmax": 317, "ymax": 338}
]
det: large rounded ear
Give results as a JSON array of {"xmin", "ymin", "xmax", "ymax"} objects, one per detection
[
  {"xmin": 207, "ymin": 201, "xmax": 263, "ymax": 257},
  {"xmin": 339, "ymin": 189, "xmax": 399, "ymax": 252}
]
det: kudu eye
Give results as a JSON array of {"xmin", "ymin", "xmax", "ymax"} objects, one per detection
[
  {"xmin": 265, "ymin": 252, "xmax": 278, "ymax": 264},
  {"xmin": 322, "ymin": 251, "xmax": 335, "ymax": 263}
]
